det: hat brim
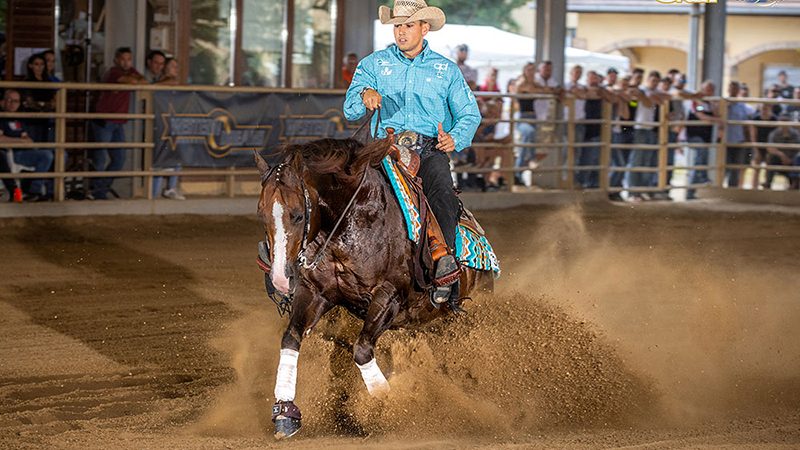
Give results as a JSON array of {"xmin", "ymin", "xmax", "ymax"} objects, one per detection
[{"xmin": 378, "ymin": 5, "xmax": 446, "ymax": 31}]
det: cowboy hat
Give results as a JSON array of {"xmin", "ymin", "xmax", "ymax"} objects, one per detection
[{"xmin": 378, "ymin": 0, "xmax": 446, "ymax": 32}]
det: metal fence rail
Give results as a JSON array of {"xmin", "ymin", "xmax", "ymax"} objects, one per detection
[{"xmin": 0, "ymin": 81, "xmax": 798, "ymax": 201}]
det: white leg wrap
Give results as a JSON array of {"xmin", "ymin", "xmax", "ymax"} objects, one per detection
[
  {"xmin": 274, "ymin": 349, "xmax": 299, "ymax": 402},
  {"xmin": 356, "ymin": 358, "xmax": 390, "ymax": 396}
]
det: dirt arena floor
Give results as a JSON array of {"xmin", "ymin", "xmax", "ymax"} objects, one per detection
[{"xmin": 1, "ymin": 200, "xmax": 799, "ymax": 449}]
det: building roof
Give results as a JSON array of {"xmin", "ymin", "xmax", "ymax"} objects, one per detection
[{"xmin": 565, "ymin": 0, "xmax": 800, "ymax": 15}]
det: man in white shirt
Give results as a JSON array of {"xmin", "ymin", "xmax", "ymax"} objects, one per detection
[{"xmin": 626, "ymin": 70, "xmax": 671, "ymax": 199}]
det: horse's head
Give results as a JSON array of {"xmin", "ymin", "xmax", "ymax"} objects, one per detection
[{"xmin": 255, "ymin": 152, "xmax": 319, "ymax": 296}]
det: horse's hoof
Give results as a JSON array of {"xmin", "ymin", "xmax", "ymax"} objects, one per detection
[
  {"xmin": 272, "ymin": 400, "xmax": 302, "ymax": 440},
  {"xmin": 274, "ymin": 417, "xmax": 302, "ymax": 440}
]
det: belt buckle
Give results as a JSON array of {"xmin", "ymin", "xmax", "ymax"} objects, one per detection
[{"xmin": 396, "ymin": 130, "xmax": 419, "ymax": 148}]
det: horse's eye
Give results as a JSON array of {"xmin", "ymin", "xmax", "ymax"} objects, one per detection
[{"xmin": 290, "ymin": 212, "xmax": 304, "ymax": 224}]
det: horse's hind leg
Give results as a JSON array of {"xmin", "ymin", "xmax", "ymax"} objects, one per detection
[
  {"xmin": 354, "ymin": 281, "xmax": 400, "ymax": 396},
  {"xmin": 272, "ymin": 292, "xmax": 333, "ymax": 439}
]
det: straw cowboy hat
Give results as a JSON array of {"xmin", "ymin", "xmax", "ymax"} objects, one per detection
[{"xmin": 378, "ymin": 0, "xmax": 446, "ymax": 32}]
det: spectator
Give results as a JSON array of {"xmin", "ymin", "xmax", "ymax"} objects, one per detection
[
  {"xmin": 765, "ymin": 114, "xmax": 800, "ymax": 190},
  {"xmin": 605, "ymin": 67, "xmax": 618, "ymax": 88},
  {"xmin": 608, "ymin": 74, "xmax": 632, "ymax": 200},
  {"xmin": 575, "ymin": 70, "xmax": 616, "ymax": 189},
  {"xmin": 686, "ymin": 80, "xmax": 720, "ymax": 199},
  {"xmin": 776, "ymin": 70, "xmax": 794, "ymax": 100},
  {"xmin": 145, "ymin": 50, "xmax": 166, "ymax": 84},
  {"xmin": 626, "ymin": 70, "xmax": 671, "ymax": 200},
  {"xmin": 91, "ymin": 46, "xmax": 145, "ymax": 200},
  {"xmin": 473, "ymin": 99, "xmax": 511, "ymax": 190},
  {"xmin": 43, "ymin": 49, "xmax": 61, "ymax": 81},
  {"xmin": 786, "ymin": 87, "xmax": 800, "ymax": 120},
  {"xmin": 339, "ymin": 52, "xmax": 358, "ymax": 88},
  {"xmin": 725, "ymin": 81, "xmax": 752, "ymax": 188},
  {"xmin": 513, "ymin": 62, "xmax": 539, "ymax": 186},
  {"xmin": 0, "ymin": 89, "xmax": 54, "ymax": 202},
  {"xmin": 749, "ymin": 103, "xmax": 778, "ymax": 189},
  {"xmin": 455, "ymin": 44, "xmax": 478, "ymax": 91},
  {"xmin": 153, "ymin": 57, "xmax": 185, "ymax": 200},
  {"xmin": 565, "ymin": 64, "xmax": 587, "ymax": 161},
  {"xmin": 479, "ymin": 67, "xmax": 500, "ymax": 92},
  {"xmin": 22, "ymin": 53, "xmax": 57, "ymax": 182}
]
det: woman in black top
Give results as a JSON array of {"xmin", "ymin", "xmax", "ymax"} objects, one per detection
[{"xmin": 22, "ymin": 53, "xmax": 56, "ymax": 145}]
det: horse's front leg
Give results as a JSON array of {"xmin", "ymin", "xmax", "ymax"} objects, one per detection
[
  {"xmin": 272, "ymin": 290, "xmax": 333, "ymax": 439},
  {"xmin": 354, "ymin": 281, "xmax": 400, "ymax": 396}
]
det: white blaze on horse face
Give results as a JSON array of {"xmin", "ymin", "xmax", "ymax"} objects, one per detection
[
  {"xmin": 274, "ymin": 348, "xmax": 299, "ymax": 402},
  {"xmin": 356, "ymin": 358, "xmax": 390, "ymax": 396},
  {"xmin": 271, "ymin": 200, "xmax": 291, "ymax": 293}
]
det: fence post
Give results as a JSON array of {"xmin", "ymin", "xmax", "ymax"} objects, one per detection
[
  {"xmin": 716, "ymin": 97, "xmax": 728, "ymax": 187},
  {"xmin": 657, "ymin": 99, "xmax": 669, "ymax": 190},
  {"xmin": 566, "ymin": 96, "xmax": 575, "ymax": 190},
  {"xmin": 226, "ymin": 166, "xmax": 236, "ymax": 198},
  {"xmin": 54, "ymin": 87, "xmax": 67, "ymax": 202},
  {"xmin": 599, "ymin": 100, "xmax": 612, "ymax": 193},
  {"xmin": 143, "ymin": 92, "xmax": 154, "ymax": 200}
]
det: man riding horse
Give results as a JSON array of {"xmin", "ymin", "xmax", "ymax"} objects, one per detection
[{"xmin": 344, "ymin": 0, "xmax": 481, "ymax": 305}]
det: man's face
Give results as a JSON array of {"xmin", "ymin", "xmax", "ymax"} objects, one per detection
[
  {"xmin": 148, "ymin": 54, "xmax": 165, "ymax": 75},
  {"xmin": 607, "ymin": 72, "xmax": 618, "ymax": 85},
  {"xmin": 539, "ymin": 63, "xmax": 552, "ymax": 79},
  {"xmin": 728, "ymin": 82, "xmax": 740, "ymax": 97},
  {"xmin": 794, "ymin": 87, "xmax": 800, "ymax": 99},
  {"xmin": 570, "ymin": 67, "xmax": 582, "ymax": 82},
  {"xmin": 3, "ymin": 92, "xmax": 21, "ymax": 112},
  {"xmin": 647, "ymin": 75, "xmax": 659, "ymax": 89},
  {"xmin": 394, "ymin": 21, "xmax": 429, "ymax": 54},
  {"xmin": 778, "ymin": 73, "xmax": 787, "ymax": 85},
  {"xmin": 523, "ymin": 64, "xmax": 536, "ymax": 79},
  {"xmin": 116, "ymin": 52, "xmax": 134, "ymax": 71},
  {"xmin": 701, "ymin": 82, "xmax": 715, "ymax": 97},
  {"xmin": 631, "ymin": 72, "xmax": 643, "ymax": 86},
  {"xmin": 457, "ymin": 49, "xmax": 468, "ymax": 63}
]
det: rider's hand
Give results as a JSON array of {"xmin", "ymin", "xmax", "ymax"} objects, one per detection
[
  {"xmin": 436, "ymin": 123, "xmax": 455, "ymax": 153},
  {"xmin": 362, "ymin": 89, "xmax": 382, "ymax": 111}
]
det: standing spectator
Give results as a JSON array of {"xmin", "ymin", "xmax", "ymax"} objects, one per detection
[
  {"xmin": 605, "ymin": 67, "xmax": 618, "ymax": 88},
  {"xmin": 91, "ymin": 47, "xmax": 145, "ymax": 200},
  {"xmin": 776, "ymin": 70, "xmax": 794, "ymax": 100},
  {"xmin": 479, "ymin": 67, "xmax": 500, "ymax": 92},
  {"xmin": 153, "ymin": 57, "xmax": 185, "ymax": 200},
  {"xmin": 765, "ymin": 115, "xmax": 800, "ymax": 190},
  {"xmin": 473, "ymin": 99, "xmax": 511, "ymax": 190},
  {"xmin": 43, "ymin": 49, "xmax": 61, "ymax": 81},
  {"xmin": 0, "ymin": 89, "xmax": 54, "ymax": 201},
  {"xmin": 514, "ymin": 62, "xmax": 539, "ymax": 186},
  {"xmin": 22, "ymin": 53, "xmax": 57, "ymax": 144},
  {"xmin": 749, "ymin": 103, "xmax": 778, "ymax": 189},
  {"xmin": 725, "ymin": 81, "xmax": 752, "ymax": 188},
  {"xmin": 530, "ymin": 60, "xmax": 562, "ymax": 182},
  {"xmin": 786, "ymin": 87, "xmax": 800, "ymax": 120},
  {"xmin": 576, "ymin": 70, "xmax": 616, "ymax": 189},
  {"xmin": 339, "ymin": 52, "xmax": 358, "ymax": 88},
  {"xmin": 144, "ymin": 50, "xmax": 166, "ymax": 84},
  {"xmin": 455, "ymin": 44, "xmax": 478, "ymax": 91},
  {"xmin": 565, "ymin": 65, "xmax": 587, "ymax": 185},
  {"xmin": 626, "ymin": 70, "xmax": 670, "ymax": 200},
  {"xmin": 686, "ymin": 80, "xmax": 719, "ymax": 199},
  {"xmin": 608, "ymin": 75, "xmax": 632, "ymax": 200}
]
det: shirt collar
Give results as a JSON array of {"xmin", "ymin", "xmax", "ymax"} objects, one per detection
[{"xmin": 392, "ymin": 40, "xmax": 431, "ymax": 64}]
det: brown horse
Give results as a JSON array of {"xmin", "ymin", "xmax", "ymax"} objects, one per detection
[{"xmin": 255, "ymin": 137, "xmax": 493, "ymax": 439}]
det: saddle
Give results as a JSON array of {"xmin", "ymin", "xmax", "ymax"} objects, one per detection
[{"xmin": 384, "ymin": 128, "xmax": 457, "ymax": 290}]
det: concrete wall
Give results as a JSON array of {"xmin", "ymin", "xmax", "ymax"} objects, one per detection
[{"xmin": 631, "ymin": 46, "xmax": 688, "ymax": 74}]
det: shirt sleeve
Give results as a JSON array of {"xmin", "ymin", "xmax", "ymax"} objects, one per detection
[
  {"xmin": 446, "ymin": 71, "xmax": 481, "ymax": 152},
  {"xmin": 344, "ymin": 55, "xmax": 377, "ymax": 122}
]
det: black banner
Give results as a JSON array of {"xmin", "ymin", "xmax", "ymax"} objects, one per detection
[{"xmin": 152, "ymin": 91, "xmax": 360, "ymax": 168}]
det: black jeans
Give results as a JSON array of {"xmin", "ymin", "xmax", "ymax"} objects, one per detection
[{"xmin": 418, "ymin": 149, "xmax": 459, "ymax": 250}]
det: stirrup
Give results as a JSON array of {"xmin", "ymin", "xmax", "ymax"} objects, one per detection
[{"xmin": 432, "ymin": 255, "xmax": 458, "ymax": 306}]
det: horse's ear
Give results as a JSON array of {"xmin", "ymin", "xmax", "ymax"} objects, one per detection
[{"xmin": 254, "ymin": 150, "xmax": 270, "ymax": 179}]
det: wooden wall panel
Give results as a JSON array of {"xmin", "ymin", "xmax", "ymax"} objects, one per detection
[{"xmin": 7, "ymin": 0, "xmax": 55, "ymax": 79}]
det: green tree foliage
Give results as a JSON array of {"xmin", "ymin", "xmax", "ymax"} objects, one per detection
[{"xmin": 425, "ymin": 0, "xmax": 529, "ymax": 32}]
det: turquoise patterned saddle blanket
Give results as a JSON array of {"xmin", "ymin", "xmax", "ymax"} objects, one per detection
[{"xmin": 381, "ymin": 156, "xmax": 500, "ymax": 274}]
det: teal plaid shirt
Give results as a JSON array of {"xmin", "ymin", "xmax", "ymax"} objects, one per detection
[{"xmin": 344, "ymin": 40, "xmax": 481, "ymax": 152}]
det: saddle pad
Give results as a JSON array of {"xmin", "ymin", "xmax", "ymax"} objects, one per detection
[
  {"xmin": 382, "ymin": 156, "xmax": 501, "ymax": 274},
  {"xmin": 382, "ymin": 156, "xmax": 422, "ymax": 243},
  {"xmin": 455, "ymin": 224, "xmax": 501, "ymax": 274}
]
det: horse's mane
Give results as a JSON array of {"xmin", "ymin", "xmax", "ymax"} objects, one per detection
[{"xmin": 280, "ymin": 138, "xmax": 391, "ymax": 184}]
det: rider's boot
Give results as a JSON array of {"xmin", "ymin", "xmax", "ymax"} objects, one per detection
[{"xmin": 432, "ymin": 253, "xmax": 459, "ymax": 306}]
